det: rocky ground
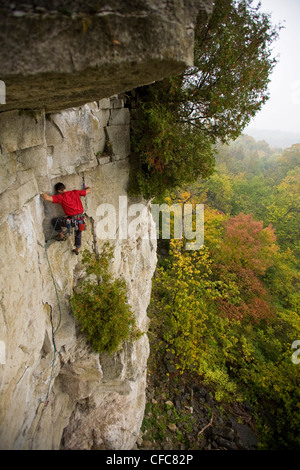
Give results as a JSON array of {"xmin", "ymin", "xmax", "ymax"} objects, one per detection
[{"xmin": 135, "ymin": 347, "xmax": 260, "ymax": 451}]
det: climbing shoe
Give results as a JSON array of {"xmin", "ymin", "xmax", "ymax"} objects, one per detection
[
  {"xmin": 55, "ymin": 234, "xmax": 66, "ymax": 241},
  {"xmin": 72, "ymin": 249, "xmax": 79, "ymax": 255}
]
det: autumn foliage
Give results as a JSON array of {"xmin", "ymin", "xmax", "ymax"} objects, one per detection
[
  {"xmin": 213, "ymin": 213, "xmax": 278, "ymax": 322},
  {"xmin": 149, "ymin": 138, "xmax": 300, "ymax": 449},
  {"xmin": 221, "ymin": 213, "xmax": 277, "ymax": 274}
]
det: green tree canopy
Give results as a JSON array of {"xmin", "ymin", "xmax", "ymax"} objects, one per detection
[
  {"xmin": 130, "ymin": 0, "xmax": 280, "ymax": 199},
  {"xmin": 182, "ymin": 0, "xmax": 280, "ymax": 142}
]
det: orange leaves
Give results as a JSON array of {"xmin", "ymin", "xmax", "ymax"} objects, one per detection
[
  {"xmin": 219, "ymin": 296, "xmax": 274, "ymax": 323},
  {"xmin": 148, "ymin": 154, "xmax": 166, "ymax": 174},
  {"xmin": 221, "ymin": 213, "xmax": 277, "ymax": 276},
  {"xmin": 209, "ymin": 212, "xmax": 278, "ymax": 323}
]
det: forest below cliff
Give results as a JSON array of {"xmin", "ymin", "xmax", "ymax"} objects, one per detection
[{"xmin": 145, "ymin": 136, "xmax": 300, "ymax": 450}]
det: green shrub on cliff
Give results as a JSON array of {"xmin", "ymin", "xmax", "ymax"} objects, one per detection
[{"xmin": 70, "ymin": 243, "xmax": 141, "ymax": 354}]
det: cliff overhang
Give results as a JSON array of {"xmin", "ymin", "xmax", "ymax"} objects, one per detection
[{"xmin": 0, "ymin": 0, "xmax": 213, "ymax": 112}]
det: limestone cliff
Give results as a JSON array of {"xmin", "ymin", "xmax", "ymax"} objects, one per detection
[
  {"xmin": 0, "ymin": 0, "xmax": 213, "ymax": 450},
  {"xmin": 0, "ymin": 97, "xmax": 157, "ymax": 449}
]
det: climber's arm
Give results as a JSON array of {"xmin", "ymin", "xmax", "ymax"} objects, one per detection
[
  {"xmin": 41, "ymin": 192, "xmax": 53, "ymax": 203},
  {"xmin": 85, "ymin": 186, "xmax": 91, "ymax": 195}
]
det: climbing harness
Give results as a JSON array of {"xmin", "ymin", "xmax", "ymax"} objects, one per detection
[{"xmin": 65, "ymin": 213, "xmax": 87, "ymax": 236}]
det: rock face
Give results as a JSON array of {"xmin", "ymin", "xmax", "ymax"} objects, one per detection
[
  {"xmin": 0, "ymin": 97, "xmax": 157, "ymax": 449},
  {"xmin": 0, "ymin": 0, "xmax": 213, "ymax": 112},
  {"xmin": 0, "ymin": 0, "xmax": 214, "ymax": 450}
]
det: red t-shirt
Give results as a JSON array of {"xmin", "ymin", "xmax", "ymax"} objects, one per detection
[{"xmin": 52, "ymin": 190, "xmax": 86, "ymax": 216}]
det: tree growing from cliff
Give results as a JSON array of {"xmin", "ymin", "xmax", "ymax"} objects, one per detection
[
  {"xmin": 182, "ymin": 0, "xmax": 280, "ymax": 142},
  {"xmin": 130, "ymin": 0, "xmax": 280, "ymax": 199},
  {"xmin": 70, "ymin": 243, "xmax": 141, "ymax": 354}
]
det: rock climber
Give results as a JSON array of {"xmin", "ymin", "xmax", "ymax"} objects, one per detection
[{"xmin": 41, "ymin": 182, "xmax": 91, "ymax": 255}]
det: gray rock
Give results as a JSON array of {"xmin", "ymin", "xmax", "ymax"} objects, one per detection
[
  {"xmin": 0, "ymin": 96, "xmax": 157, "ymax": 450},
  {"xmin": 0, "ymin": 0, "xmax": 213, "ymax": 112},
  {"xmin": 230, "ymin": 418, "xmax": 258, "ymax": 450}
]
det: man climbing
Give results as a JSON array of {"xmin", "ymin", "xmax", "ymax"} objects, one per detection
[{"xmin": 41, "ymin": 182, "xmax": 91, "ymax": 255}]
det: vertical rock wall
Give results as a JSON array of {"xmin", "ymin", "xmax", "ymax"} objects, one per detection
[
  {"xmin": 0, "ymin": 0, "xmax": 214, "ymax": 451},
  {"xmin": 0, "ymin": 96, "xmax": 157, "ymax": 449}
]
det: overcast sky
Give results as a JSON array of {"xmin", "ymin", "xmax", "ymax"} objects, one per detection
[{"xmin": 244, "ymin": 0, "xmax": 300, "ymax": 134}]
